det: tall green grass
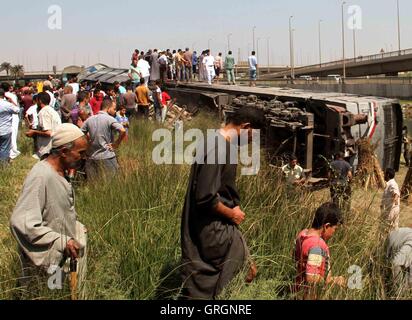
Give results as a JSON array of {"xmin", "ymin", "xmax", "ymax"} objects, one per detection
[
  {"xmin": 1, "ymin": 113, "xmax": 411, "ymax": 300},
  {"xmin": 0, "ymin": 134, "xmax": 37, "ymax": 300}
]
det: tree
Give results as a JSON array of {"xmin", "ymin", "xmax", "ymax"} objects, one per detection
[
  {"xmin": 0, "ymin": 62, "xmax": 12, "ymax": 76},
  {"xmin": 10, "ymin": 65, "xmax": 24, "ymax": 79}
]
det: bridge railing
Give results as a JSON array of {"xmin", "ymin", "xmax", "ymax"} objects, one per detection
[
  {"xmin": 316, "ymin": 48, "xmax": 412, "ymax": 69},
  {"xmin": 236, "ymin": 76, "xmax": 412, "ymax": 85},
  {"xmin": 271, "ymin": 48, "xmax": 412, "ymax": 76}
]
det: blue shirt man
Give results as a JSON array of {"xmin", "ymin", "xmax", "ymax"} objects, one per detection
[
  {"xmin": 0, "ymin": 89, "xmax": 20, "ymax": 163},
  {"xmin": 248, "ymin": 51, "xmax": 258, "ymax": 86},
  {"xmin": 114, "ymin": 82, "xmax": 126, "ymax": 95},
  {"xmin": 192, "ymin": 52, "xmax": 199, "ymax": 76},
  {"xmin": 192, "ymin": 52, "xmax": 198, "ymax": 66},
  {"xmin": 248, "ymin": 54, "xmax": 258, "ymax": 71}
]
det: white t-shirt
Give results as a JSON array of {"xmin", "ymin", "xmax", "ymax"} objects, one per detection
[
  {"xmin": 5, "ymin": 93, "xmax": 20, "ymax": 133},
  {"xmin": 151, "ymin": 86, "xmax": 162, "ymax": 106},
  {"xmin": 26, "ymin": 105, "xmax": 39, "ymax": 129},
  {"xmin": 46, "ymin": 90, "xmax": 56, "ymax": 110},
  {"xmin": 172, "ymin": 53, "xmax": 177, "ymax": 66},
  {"xmin": 203, "ymin": 56, "xmax": 215, "ymax": 69},
  {"xmin": 158, "ymin": 55, "xmax": 168, "ymax": 66},
  {"xmin": 248, "ymin": 55, "xmax": 258, "ymax": 70},
  {"xmin": 69, "ymin": 83, "xmax": 80, "ymax": 96},
  {"xmin": 5, "ymin": 92, "xmax": 19, "ymax": 106},
  {"xmin": 137, "ymin": 59, "xmax": 151, "ymax": 78},
  {"xmin": 37, "ymin": 106, "xmax": 62, "ymax": 157},
  {"xmin": 382, "ymin": 179, "xmax": 401, "ymax": 210}
]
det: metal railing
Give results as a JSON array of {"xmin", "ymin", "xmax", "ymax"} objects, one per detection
[
  {"xmin": 309, "ymin": 49, "xmax": 412, "ymax": 69},
  {"xmin": 270, "ymin": 48, "xmax": 412, "ymax": 77},
  {"xmin": 233, "ymin": 76, "xmax": 412, "ymax": 86}
]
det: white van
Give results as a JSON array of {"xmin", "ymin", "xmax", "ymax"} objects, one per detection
[
  {"xmin": 327, "ymin": 74, "xmax": 341, "ymax": 83},
  {"xmin": 300, "ymin": 75, "xmax": 313, "ymax": 81}
]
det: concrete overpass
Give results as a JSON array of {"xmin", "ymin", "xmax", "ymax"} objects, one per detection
[{"xmin": 265, "ymin": 48, "xmax": 412, "ymax": 79}]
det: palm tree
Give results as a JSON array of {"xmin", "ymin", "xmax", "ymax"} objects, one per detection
[
  {"xmin": 10, "ymin": 65, "xmax": 24, "ymax": 79},
  {"xmin": 1, "ymin": 62, "xmax": 12, "ymax": 76}
]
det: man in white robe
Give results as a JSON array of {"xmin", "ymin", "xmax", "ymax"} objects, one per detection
[
  {"xmin": 203, "ymin": 50, "xmax": 216, "ymax": 85},
  {"xmin": 2, "ymin": 83, "xmax": 21, "ymax": 159}
]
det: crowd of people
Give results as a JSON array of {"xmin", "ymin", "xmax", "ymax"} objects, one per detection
[
  {"xmin": 1, "ymin": 47, "xmax": 261, "ymax": 168},
  {"xmin": 0, "ymin": 71, "xmax": 177, "ymax": 169},
  {"xmin": 128, "ymin": 48, "xmax": 258, "ymax": 86}
]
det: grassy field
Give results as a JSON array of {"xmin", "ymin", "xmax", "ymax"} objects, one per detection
[{"xmin": 1, "ymin": 112, "xmax": 412, "ymax": 300}]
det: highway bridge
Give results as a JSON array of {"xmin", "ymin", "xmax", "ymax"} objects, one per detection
[
  {"xmin": 3, "ymin": 48, "xmax": 412, "ymax": 83},
  {"xmin": 265, "ymin": 48, "xmax": 412, "ymax": 79}
]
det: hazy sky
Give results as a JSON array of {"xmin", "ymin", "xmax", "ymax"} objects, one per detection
[{"xmin": 1, "ymin": 0, "xmax": 411, "ymax": 71}]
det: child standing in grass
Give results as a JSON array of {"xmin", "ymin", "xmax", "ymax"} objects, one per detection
[
  {"xmin": 381, "ymin": 168, "xmax": 401, "ymax": 233},
  {"xmin": 294, "ymin": 202, "xmax": 346, "ymax": 299}
]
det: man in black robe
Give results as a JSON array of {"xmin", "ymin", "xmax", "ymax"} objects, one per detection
[{"xmin": 181, "ymin": 106, "xmax": 265, "ymax": 300}]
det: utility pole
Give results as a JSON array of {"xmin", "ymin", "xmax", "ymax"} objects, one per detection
[
  {"xmin": 341, "ymin": 1, "xmax": 346, "ymax": 80},
  {"xmin": 353, "ymin": 28, "xmax": 356, "ymax": 61},
  {"xmin": 397, "ymin": 0, "xmax": 401, "ymax": 53},
  {"xmin": 267, "ymin": 37, "xmax": 270, "ymax": 73},
  {"xmin": 257, "ymin": 37, "xmax": 261, "ymax": 79},
  {"xmin": 253, "ymin": 26, "xmax": 256, "ymax": 51},
  {"xmin": 227, "ymin": 33, "xmax": 233, "ymax": 52},
  {"xmin": 289, "ymin": 16, "xmax": 295, "ymax": 79},
  {"xmin": 319, "ymin": 20, "xmax": 323, "ymax": 67},
  {"xmin": 237, "ymin": 48, "xmax": 241, "ymax": 79}
]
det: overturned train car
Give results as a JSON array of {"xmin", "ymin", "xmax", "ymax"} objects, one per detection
[
  {"xmin": 221, "ymin": 90, "xmax": 403, "ymax": 177},
  {"xmin": 76, "ymin": 64, "xmax": 403, "ymax": 175}
]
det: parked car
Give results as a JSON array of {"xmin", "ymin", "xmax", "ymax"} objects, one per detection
[
  {"xmin": 300, "ymin": 75, "xmax": 313, "ymax": 81},
  {"xmin": 328, "ymin": 74, "xmax": 342, "ymax": 83}
]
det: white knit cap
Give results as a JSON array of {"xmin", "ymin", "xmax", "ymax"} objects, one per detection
[{"xmin": 52, "ymin": 124, "xmax": 85, "ymax": 149}]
